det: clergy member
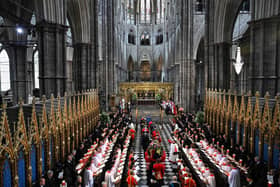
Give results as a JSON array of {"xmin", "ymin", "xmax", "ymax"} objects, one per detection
[
  {"xmin": 228, "ymin": 164, "xmax": 240, "ymax": 187},
  {"xmin": 168, "ymin": 139, "xmax": 178, "ymax": 163}
]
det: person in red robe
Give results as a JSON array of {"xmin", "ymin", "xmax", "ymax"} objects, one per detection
[
  {"xmin": 153, "ymin": 159, "xmax": 165, "ymax": 186},
  {"xmin": 142, "ymin": 126, "xmax": 149, "ymax": 134},
  {"xmin": 173, "ymin": 104, "xmax": 177, "ymax": 115},
  {"xmin": 148, "ymin": 121, "xmax": 153, "ymax": 128},
  {"xmin": 126, "ymin": 170, "xmax": 137, "ymax": 187},
  {"xmin": 183, "ymin": 173, "xmax": 197, "ymax": 187},
  {"xmin": 129, "ymin": 128, "xmax": 136, "ymax": 141}
]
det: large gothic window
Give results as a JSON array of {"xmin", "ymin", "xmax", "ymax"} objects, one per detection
[
  {"xmin": 156, "ymin": 29, "xmax": 163, "ymax": 44},
  {"xmin": 0, "ymin": 47, "xmax": 10, "ymax": 91},
  {"xmin": 128, "ymin": 29, "xmax": 136, "ymax": 44},
  {"xmin": 66, "ymin": 19, "xmax": 72, "ymax": 46},
  {"xmin": 127, "ymin": 0, "xmax": 135, "ymax": 24},
  {"xmin": 155, "ymin": 0, "xmax": 165, "ymax": 24},
  {"xmin": 140, "ymin": 0, "xmax": 152, "ymax": 24},
  {"xmin": 195, "ymin": 0, "xmax": 205, "ymax": 14},
  {"xmin": 140, "ymin": 31, "xmax": 150, "ymax": 45}
]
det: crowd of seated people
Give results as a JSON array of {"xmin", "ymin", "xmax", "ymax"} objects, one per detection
[
  {"xmin": 170, "ymin": 111, "xmax": 280, "ymax": 187},
  {"xmin": 35, "ymin": 111, "xmax": 135, "ymax": 187}
]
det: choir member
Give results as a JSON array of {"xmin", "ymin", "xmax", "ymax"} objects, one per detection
[
  {"xmin": 84, "ymin": 163, "xmax": 94, "ymax": 187},
  {"xmin": 168, "ymin": 139, "xmax": 179, "ymax": 163},
  {"xmin": 206, "ymin": 173, "xmax": 216, "ymax": 187},
  {"xmin": 228, "ymin": 164, "xmax": 240, "ymax": 187}
]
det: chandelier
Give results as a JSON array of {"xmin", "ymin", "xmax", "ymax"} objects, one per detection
[{"xmin": 233, "ymin": 46, "xmax": 244, "ymax": 75}]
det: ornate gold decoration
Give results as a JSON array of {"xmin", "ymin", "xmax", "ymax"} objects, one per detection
[
  {"xmin": 245, "ymin": 91, "xmax": 252, "ymax": 127},
  {"xmin": 272, "ymin": 95, "xmax": 280, "ymax": 136},
  {"xmin": 119, "ymin": 82, "xmax": 174, "ymax": 102},
  {"xmin": 0, "ymin": 90, "xmax": 100, "ymax": 186},
  {"xmin": 220, "ymin": 90, "xmax": 227, "ymax": 133},
  {"xmin": 232, "ymin": 91, "xmax": 239, "ymax": 122},
  {"xmin": 253, "ymin": 92, "xmax": 261, "ymax": 129},
  {"xmin": 261, "ymin": 92, "xmax": 271, "ymax": 133}
]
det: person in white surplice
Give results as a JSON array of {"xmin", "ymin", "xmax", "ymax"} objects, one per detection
[
  {"xmin": 228, "ymin": 165, "xmax": 240, "ymax": 187},
  {"xmin": 206, "ymin": 173, "xmax": 216, "ymax": 187},
  {"xmin": 168, "ymin": 139, "xmax": 178, "ymax": 163},
  {"xmin": 84, "ymin": 164, "xmax": 94, "ymax": 187}
]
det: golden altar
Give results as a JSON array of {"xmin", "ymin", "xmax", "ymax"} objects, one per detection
[{"xmin": 119, "ymin": 82, "xmax": 174, "ymax": 104}]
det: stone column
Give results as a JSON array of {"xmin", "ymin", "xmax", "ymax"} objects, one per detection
[
  {"xmin": 73, "ymin": 43, "xmax": 91, "ymax": 91},
  {"xmin": 90, "ymin": 0, "xmax": 97, "ymax": 89},
  {"xmin": 179, "ymin": 0, "xmax": 194, "ymax": 111},
  {"xmin": 216, "ymin": 42, "xmax": 231, "ymax": 90},
  {"xmin": 249, "ymin": 16, "xmax": 280, "ymax": 96},
  {"xmin": 9, "ymin": 44, "xmax": 29, "ymax": 104},
  {"xmin": 37, "ymin": 21, "xmax": 67, "ymax": 98}
]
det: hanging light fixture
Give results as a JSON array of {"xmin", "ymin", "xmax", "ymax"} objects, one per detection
[{"xmin": 233, "ymin": 46, "xmax": 244, "ymax": 75}]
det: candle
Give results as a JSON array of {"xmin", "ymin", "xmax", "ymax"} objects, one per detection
[
  {"xmin": 239, "ymin": 159, "xmax": 242, "ymax": 165},
  {"xmin": 233, "ymin": 154, "xmax": 236, "ymax": 159}
]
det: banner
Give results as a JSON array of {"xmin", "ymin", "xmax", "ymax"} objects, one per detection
[
  {"xmin": 31, "ymin": 144, "xmax": 37, "ymax": 182},
  {"xmin": 41, "ymin": 141, "xmax": 45, "ymax": 174},
  {"xmin": 3, "ymin": 159, "xmax": 11, "ymax": 187},
  {"xmin": 18, "ymin": 150, "xmax": 26, "ymax": 187}
]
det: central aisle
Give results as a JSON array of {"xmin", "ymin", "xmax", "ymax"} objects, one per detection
[{"xmin": 132, "ymin": 105, "xmax": 177, "ymax": 186}]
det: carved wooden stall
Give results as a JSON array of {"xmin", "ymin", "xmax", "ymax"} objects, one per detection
[
  {"xmin": 205, "ymin": 89, "xmax": 280, "ymax": 169},
  {"xmin": 0, "ymin": 89, "xmax": 99, "ymax": 187}
]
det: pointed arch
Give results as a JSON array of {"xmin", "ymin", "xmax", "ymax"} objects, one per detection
[
  {"xmin": 33, "ymin": 50, "xmax": 39, "ymax": 89},
  {"xmin": 0, "ymin": 48, "xmax": 10, "ymax": 91}
]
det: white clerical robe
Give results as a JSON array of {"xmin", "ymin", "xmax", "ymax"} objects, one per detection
[
  {"xmin": 84, "ymin": 169, "xmax": 94, "ymax": 187},
  {"xmin": 104, "ymin": 170, "xmax": 117, "ymax": 187},
  {"xmin": 206, "ymin": 174, "xmax": 216, "ymax": 187},
  {"xmin": 91, "ymin": 161, "xmax": 98, "ymax": 174},
  {"xmin": 169, "ymin": 143, "xmax": 178, "ymax": 162},
  {"xmin": 96, "ymin": 153, "xmax": 102, "ymax": 163},
  {"xmin": 228, "ymin": 168, "xmax": 240, "ymax": 187}
]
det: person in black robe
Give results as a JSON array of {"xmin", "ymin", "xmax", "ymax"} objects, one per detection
[
  {"xmin": 63, "ymin": 154, "xmax": 76, "ymax": 187},
  {"xmin": 251, "ymin": 156, "xmax": 267, "ymax": 187},
  {"xmin": 76, "ymin": 143, "xmax": 86, "ymax": 162},
  {"xmin": 142, "ymin": 134, "xmax": 150, "ymax": 152}
]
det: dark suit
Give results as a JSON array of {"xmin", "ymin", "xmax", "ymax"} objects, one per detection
[
  {"xmin": 251, "ymin": 162, "xmax": 267, "ymax": 187},
  {"xmin": 64, "ymin": 161, "xmax": 76, "ymax": 186},
  {"xmin": 46, "ymin": 177, "xmax": 57, "ymax": 187}
]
